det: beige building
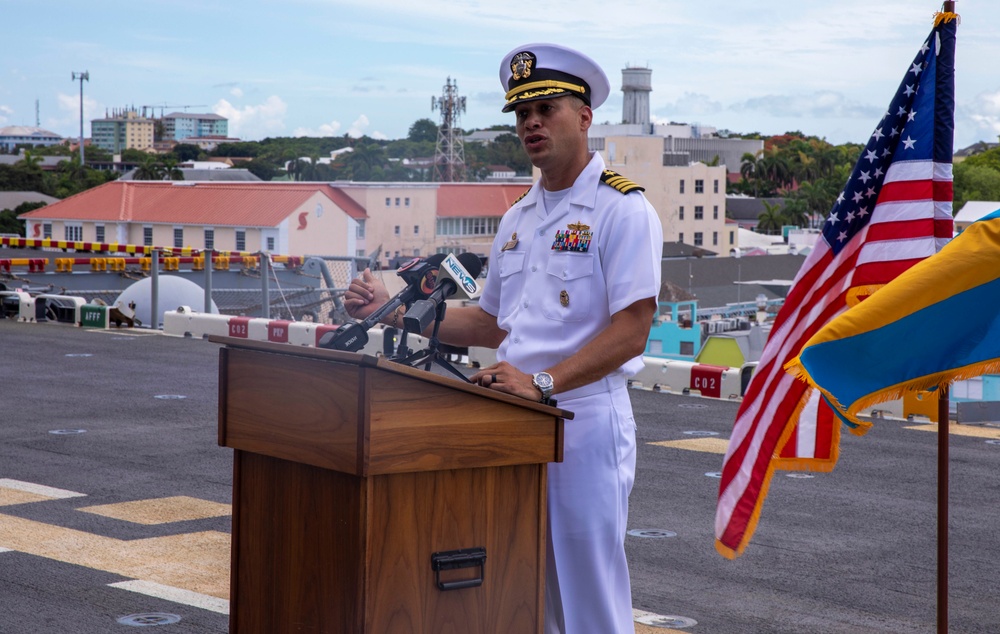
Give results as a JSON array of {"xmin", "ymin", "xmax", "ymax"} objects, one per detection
[
  {"xmin": 91, "ymin": 109, "xmax": 155, "ymax": 154},
  {"xmin": 336, "ymin": 182, "xmax": 528, "ymax": 268},
  {"xmin": 338, "ymin": 184, "xmax": 439, "ymax": 262},
  {"xmin": 589, "ymin": 135, "xmax": 735, "ymax": 254},
  {"xmin": 19, "ymin": 181, "xmax": 367, "ymax": 258}
]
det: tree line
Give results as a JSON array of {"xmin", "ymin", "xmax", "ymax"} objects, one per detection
[
  {"xmin": 729, "ymin": 130, "xmax": 1000, "ymax": 234},
  {"xmin": 2, "ymin": 122, "xmax": 998, "ymax": 237}
]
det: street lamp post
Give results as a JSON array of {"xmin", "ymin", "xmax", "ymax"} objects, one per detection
[{"xmin": 71, "ymin": 71, "xmax": 89, "ymax": 166}]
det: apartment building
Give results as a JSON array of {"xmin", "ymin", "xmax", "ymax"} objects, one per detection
[{"xmin": 91, "ymin": 109, "xmax": 155, "ymax": 153}]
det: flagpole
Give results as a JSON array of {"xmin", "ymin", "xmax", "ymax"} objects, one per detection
[
  {"xmin": 938, "ymin": 5, "xmax": 954, "ymax": 633},
  {"xmin": 937, "ymin": 385, "xmax": 949, "ymax": 633}
]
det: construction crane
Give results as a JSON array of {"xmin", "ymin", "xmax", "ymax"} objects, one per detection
[{"xmin": 140, "ymin": 104, "xmax": 209, "ymax": 119}]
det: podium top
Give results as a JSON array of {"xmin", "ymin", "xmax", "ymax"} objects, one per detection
[{"xmin": 209, "ymin": 335, "xmax": 574, "ymax": 420}]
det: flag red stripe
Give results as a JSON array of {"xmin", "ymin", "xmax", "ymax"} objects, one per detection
[
  {"xmin": 815, "ymin": 400, "xmax": 835, "ymax": 458},
  {"xmin": 934, "ymin": 180, "xmax": 953, "ymax": 201},
  {"xmin": 865, "ymin": 217, "xmax": 935, "ymax": 242},
  {"xmin": 878, "ymin": 179, "xmax": 932, "ymax": 202},
  {"xmin": 853, "ymin": 257, "xmax": 924, "ymax": 287},
  {"xmin": 935, "ymin": 218, "xmax": 953, "ymax": 238}
]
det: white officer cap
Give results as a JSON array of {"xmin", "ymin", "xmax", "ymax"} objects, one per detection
[{"xmin": 499, "ymin": 43, "xmax": 610, "ymax": 113}]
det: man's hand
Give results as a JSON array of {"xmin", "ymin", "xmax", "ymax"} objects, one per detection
[
  {"xmin": 343, "ymin": 268, "xmax": 390, "ymax": 321},
  {"xmin": 470, "ymin": 361, "xmax": 544, "ymax": 402}
]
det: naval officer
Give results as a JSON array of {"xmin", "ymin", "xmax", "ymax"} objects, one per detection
[{"xmin": 345, "ymin": 43, "xmax": 663, "ymax": 633}]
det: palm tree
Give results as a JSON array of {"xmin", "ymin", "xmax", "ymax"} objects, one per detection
[
  {"xmin": 15, "ymin": 150, "xmax": 43, "ymax": 172},
  {"xmin": 161, "ymin": 157, "xmax": 184, "ymax": 181},
  {"xmin": 756, "ymin": 201, "xmax": 785, "ymax": 235},
  {"xmin": 133, "ymin": 155, "xmax": 164, "ymax": 181},
  {"xmin": 781, "ymin": 198, "xmax": 810, "ymax": 228}
]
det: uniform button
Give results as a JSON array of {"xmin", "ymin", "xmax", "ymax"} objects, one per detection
[
  {"xmin": 522, "ymin": 301, "xmax": 529, "ymax": 308},
  {"xmin": 539, "ymin": 230, "xmax": 545, "ymax": 236},
  {"xmin": 531, "ymin": 265, "xmax": 537, "ymax": 272},
  {"xmin": 513, "ymin": 336, "xmax": 521, "ymax": 344}
]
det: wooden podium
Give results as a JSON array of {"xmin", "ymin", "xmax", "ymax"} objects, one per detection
[{"xmin": 213, "ymin": 337, "xmax": 571, "ymax": 634}]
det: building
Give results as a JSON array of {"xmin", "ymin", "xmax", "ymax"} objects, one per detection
[
  {"xmin": 587, "ymin": 134, "xmax": 735, "ymax": 251},
  {"xmin": 91, "ymin": 109, "xmax": 155, "ymax": 153},
  {"xmin": 0, "ymin": 191, "xmax": 59, "ymax": 212},
  {"xmin": 331, "ymin": 182, "xmax": 527, "ymax": 266},
  {"xmin": 580, "ymin": 65, "xmax": 764, "ymax": 255},
  {"xmin": 173, "ymin": 137, "xmax": 243, "ymax": 152},
  {"xmin": 954, "ymin": 200, "xmax": 1000, "ymax": 232},
  {"xmin": 0, "ymin": 126, "xmax": 63, "ymax": 152},
  {"xmin": 18, "ymin": 181, "xmax": 366, "ymax": 257},
  {"xmin": 162, "ymin": 113, "xmax": 228, "ymax": 141}
]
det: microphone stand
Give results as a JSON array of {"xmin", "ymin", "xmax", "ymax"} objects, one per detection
[{"xmin": 393, "ymin": 301, "xmax": 470, "ymax": 383}]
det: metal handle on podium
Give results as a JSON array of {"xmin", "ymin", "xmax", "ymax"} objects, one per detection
[{"xmin": 431, "ymin": 547, "xmax": 487, "ymax": 591}]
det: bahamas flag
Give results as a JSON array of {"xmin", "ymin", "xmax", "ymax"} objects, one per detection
[{"xmin": 786, "ymin": 209, "xmax": 1000, "ymax": 426}]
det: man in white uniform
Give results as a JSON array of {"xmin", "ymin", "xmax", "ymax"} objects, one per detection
[{"xmin": 344, "ymin": 43, "xmax": 662, "ymax": 634}]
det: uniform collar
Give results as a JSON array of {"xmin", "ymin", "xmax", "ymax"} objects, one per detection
[{"xmin": 518, "ymin": 152, "xmax": 605, "ymax": 218}]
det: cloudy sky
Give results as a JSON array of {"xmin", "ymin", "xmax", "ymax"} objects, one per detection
[{"xmin": 2, "ymin": 0, "xmax": 997, "ymax": 149}]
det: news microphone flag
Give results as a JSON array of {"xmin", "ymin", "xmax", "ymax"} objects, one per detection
[
  {"xmin": 438, "ymin": 253, "xmax": 482, "ymax": 300},
  {"xmin": 786, "ymin": 209, "xmax": 1000, "ymax": 426},
  {"xmin": 715, "ymin": 11, "xmax": 957, "ymax": 559}
]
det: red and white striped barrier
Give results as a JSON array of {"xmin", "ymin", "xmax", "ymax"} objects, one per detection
[
  {"xmin": 631, "ymin": 358, "xmax": 744, "ymax": 399},
  {"xmin": 162, "ymin": 307, "xmax": 427, "ymax": 356}
]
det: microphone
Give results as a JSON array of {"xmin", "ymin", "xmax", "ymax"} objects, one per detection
[
  {"xmin": 403, "ymin": 252, "xmax": 482, "ymax": 334},
  {"xmin": 319, "ymin": 254, "xmax": 446, "ymax": 351}
]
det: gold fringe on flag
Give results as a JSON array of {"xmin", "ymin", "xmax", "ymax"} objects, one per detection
[
  {"xmin": 933, "ymin": 11, "xmax": 959, "ymax": 27},
  {"xmin": 784, "ymin": 356, "xmax": 1000, "ymax": 428}
]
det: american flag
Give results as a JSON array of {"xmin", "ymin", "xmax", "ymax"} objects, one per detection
[{"xmin": 715, "ymin": 13, "xmax": 957, "ymax": 559}]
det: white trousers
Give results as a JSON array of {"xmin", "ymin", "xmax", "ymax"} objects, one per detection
[{"xmin": 544, "ymin": 386, "xmax": 636, "ymax": 634}]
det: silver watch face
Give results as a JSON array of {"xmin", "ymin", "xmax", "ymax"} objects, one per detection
[{"xmin": 533, "ymin": 372, "xmax": 553, "ymax": 392}]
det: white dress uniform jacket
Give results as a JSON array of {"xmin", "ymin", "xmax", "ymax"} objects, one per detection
[{"xmin": 478, "ymin": 152, "xmax": 663, "ymax": 634}]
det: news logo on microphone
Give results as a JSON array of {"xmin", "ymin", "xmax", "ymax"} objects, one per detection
[{"xmin": 440, "ymin": 253, "xmax": 481, "ymax": 299}]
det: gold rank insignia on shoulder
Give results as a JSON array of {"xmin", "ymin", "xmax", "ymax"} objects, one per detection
[
  {"xmin": 600, "ymin": 169, "xmax": 645, "ymax": 194},
  {"xmin": 501, "ymin": 232, "xmax": 519, "ymax": 251},
  {"xmin": 510, "ymin": 188, "xmax": 530, "ymax": 208},
  {"xmin": 552, "ymin": 222, "xmax": 592, "ymax": 252}
]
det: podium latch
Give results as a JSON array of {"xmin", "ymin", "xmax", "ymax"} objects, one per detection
[{"xmin": 431, "ymin": 547, "xmax": 487, "ymax": 591}]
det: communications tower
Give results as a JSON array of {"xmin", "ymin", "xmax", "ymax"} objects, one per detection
[{"xmin": 431, "ymin": 77, "xmax": 466, "ymax": 182}]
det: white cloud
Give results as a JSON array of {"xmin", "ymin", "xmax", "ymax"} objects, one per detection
[
  {"xmin": 729, "ymin": 91, "xmax": 881, "ymax": 121},
  {"xmin": 654, "ymin": 92, "xmax": 724, "ymax": 121},
  {"xmin": 213, "ymin": 96, "xmax": 287, "ymax": 140},
  {"xmin": 962, "ymin": 89, "xmax": 1000, "ymax": 146},
  {"xmin": 345, "ymin": 115, "xmax": 387, "ymax": 139},
  {"xmin": 230, "ymin": 87, "xmax": 244, "ymax": 98},
  {"xmin": 346, "ymin": 115, "xmax": 371, "ymax": 138},
  {"xmin": 0, "ymin": 105, "xmax": 12, "ymax": 125},
  {"xmin": 52, "ymin": 92, "xmax": 101, "ymax": 136},
  {"xmin": 292, "ymin": 120, "xmax": 343, "ymax": 137}
]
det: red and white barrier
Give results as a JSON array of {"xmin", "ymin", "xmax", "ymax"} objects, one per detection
[
  {"xmin": 162, "ymin": 307, "xmax": 427, "ymax": 356},
  {"xmin": 630, "ymin": 358, "xmax": 744, "ymax": 399}
]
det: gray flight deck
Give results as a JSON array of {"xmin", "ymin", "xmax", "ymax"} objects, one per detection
[{"xmin": 2, "ymin": 319, "xmax": 999, "ymax": 633}]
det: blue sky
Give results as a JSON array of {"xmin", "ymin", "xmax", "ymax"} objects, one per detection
[{"xmin": 3, "ymin": 0, "xmax": 998, "ymax": 149}]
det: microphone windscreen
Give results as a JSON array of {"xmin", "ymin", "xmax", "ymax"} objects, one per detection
[
  {"xmin": 419, "ymin": 253, "xmax": 447, "ymax": 296},
  {"xmin": 456, "ymin": 252, "xmax": 483, "ymax": 279}
]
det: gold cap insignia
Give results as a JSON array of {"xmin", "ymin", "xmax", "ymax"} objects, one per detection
[{"xmin": 511, "ymin": 52, "xmax": 535, "ymax": 81}]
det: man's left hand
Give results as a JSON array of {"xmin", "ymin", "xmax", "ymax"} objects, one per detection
[{"xmin": 470, "ymin": 362, "xmax": 542, "ymax": 401}]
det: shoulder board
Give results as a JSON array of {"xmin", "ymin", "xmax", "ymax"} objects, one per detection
[
  {"xmin": 509, "ymin": 187, "xmax": 531, "ymax": 208},
  {"xmin": 600, "ymin": 170, "xmax": 645, "ymax": 194}
]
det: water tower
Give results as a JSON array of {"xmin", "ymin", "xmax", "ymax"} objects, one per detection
[{"xmin": 621, "ymin": 66, "xmax": 652, "ymax": 127}]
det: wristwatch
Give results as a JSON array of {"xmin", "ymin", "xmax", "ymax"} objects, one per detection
[{"xmin": 532, "ymin": 372, "xmax": 554, "ymax": 401}]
